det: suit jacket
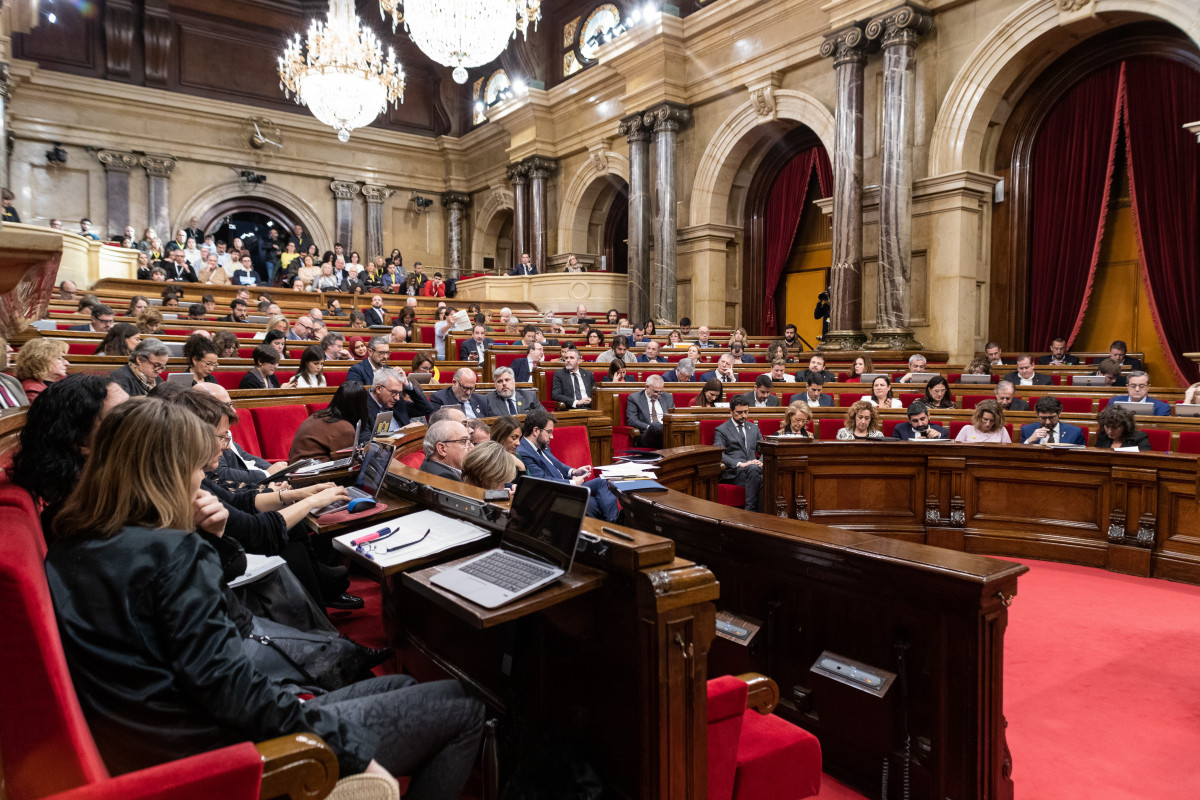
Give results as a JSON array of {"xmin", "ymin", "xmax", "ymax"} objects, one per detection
[
  {"xmin": 1019, "ymin": 421, "xmax": 1086, "ymax": 445},
  {"xmin": 509, "ymin": 264, "xmax": 539, "ymax": 276},
  {"xmin": 893, "ymin": 422, "xmax": 949, "ymax": 440},
  {"xmin": 636, "ymin": 355, "xmax": 669, "ymax": 363},
  {"xmin": 108, "ymin": 364, "xmax": 160, "ymax": 398},
  {"xmin": 1109, "ymin": 395, "xmax": 1172, "ymax": 416},
  {"xmin": 365, "ymin": 382, "xmax": 433, "ymax": 432},
  {"xmin": 515, "ymin": 437, "xmax": 572, "ymax": 482},
  {"xmin": 736, "ymin": 391, "xmax": 779, "ymax": 408},
  {"xmin": 713, "ymin": 418, "xmax": 761, "ymax": 472},
  {"xmin": 67, "ymin": 323, "xmax": 97, "ymax": 332},
  {"xmin": 363, "ymin": 307, "xmax": 387, "ymax": 327},
  {"xmin": 1113, "ymin": 357, "xmax": 1143, "ymax": 371},
  {"xmin": 738, "ymin": 355, "xmax": 757, "ymax": 364},
  {"xmin": 459, "ymin": 338, "xmax": 494, "ymax": 362},
  {"xmin": 801, "ymin": 393, "xmax": 834, "ymax": 407},
  {"xmin": 345, "ymin": 358, "xmax": 376, "ymax": 388},
  {"xmin": 1004, "ymin": 397, "xmax": 1031, "ymax": 412},
  {"xmin": 552, "ymin": 368, "xmax": 596, "ymax": 408},
  {"xmin": 481, "ymin": 389, "xmax": 543, "ymax": 417},
  {"xmin": 420, "ymin": 459, "xmax": 462, "ymax": 482},
  {"xmin": 699, "ymin": 370, "xmax": 738, "ymax": 383},
  {"xmin": 428, "ymin": 386, "xmax": 488, "ymax": 417},
  {"xmin": 797, "ymin": 369, "xmax": 836, "ymax": 384},
  {"xmin": 510, "ymin": 358, "xmax": 538, "ymax": 383},
  {"xmin": 626, "ymin": 390, "xmax": 676, "ymax": 433},
  {"xmin": 0, "ymin": 372, "xmax": 30, "ymax": 407},
  {"xmin": 1035, "ymin": 354, "xmax": 1081, "ymax": 365},
  {"xmin": 661, "ymin": 369, "xmax": 698, "ymax": 383},
  {"xmin": 1003, "ymin": 370, "xmax": 1053, "ymax": 387},
  {"xmin": 167, "ymin": 262, "xmax": 199, "ymax": 282},
  {"xmin": 239, "ymin": 370, "xmax": 281, "ymax": 390}
]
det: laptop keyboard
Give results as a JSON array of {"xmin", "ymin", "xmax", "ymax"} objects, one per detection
[{"xmin": 461, "ymin": 551, "xmax": 555, "ymax": 593}]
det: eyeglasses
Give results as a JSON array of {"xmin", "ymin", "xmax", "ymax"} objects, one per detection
[
  {"xmin": 200, "ymin": 359, "xmax": 220, "ymax": 368},
  {"xmin": 357, "ymin": 528, "xmax": 431, "ymax": 560},
  {"xmin": 216, "ymin": 432, "xmax": 232, "ymax": 445},
  {"xmin": 447, "ymin": 437, "xmax": 473, "ymax": 447}
]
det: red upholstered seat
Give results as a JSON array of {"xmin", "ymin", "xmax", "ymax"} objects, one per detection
[
  {"xmin": 1097, "ymin": 397, "xmax": 1111, "ymax": 413},
  {"xmin": 249, "ymin": 405, "xmax": 310, "ymax": 461},
  {"xmin": 325, "ymin": 371, "xmax": 347, "ymax": 387},
  {"xmin": 881, "ymin": 419, "xmax": 901, "ymax": 437},
  {"xmin": 699, "ymin": 419, "xmax": 723, "ymax": 445},
  {"xmin": 1055, "ymin": 396, "xmax": 1092, "ymax": 414},
  {"xmin": 231, "ymin": 408, "xmax": 261, "ymax": 457},
  {"xmin": 1145, "ymin": 428, "xmax": 1170, "ymax": 452},
  {"xmin": 493, "ymin": 351, "xmax": 521, "ymax": 370},
  {"xmin": 758, "ymin": 418, "xmax": 781, "ymax": 437},
  {"xmin": 66, "ymin": 342, "xmax": 95, "ymax": 356},
  {"xmin": 213, "ymin": 371, "xmax": 243, "ymax": 391},
  {"xmin": 898, "ymin": 392, "xmax": 923, "ymax": 407},
  {"xmin": 962, "ymin": 394, "xmax": 992, "ymax": 409},
  {"xmin": 549, "ymin": 425, "xmax": 593, "ymax": 478},
  {"xmin": 835, "ymin": 392, "xmax": 857, "ymax": 407},
  {"xmin": 1178, "ymin": 431, "xmax": 1200, "ymax": 454},
  {"xmin": 949, "ymin": 420, "xmax": 969, "ymax": 439},
  {"xmin": 717, "ymin": 484, "xmax": 746, "ymax": 508},
  {"xmin": 399, "ymin": 451, "xmax": 424, "ymax": 469},
  {"xmin": 614, "ymin": 393, "xmax": 636, "ymax": 452},
  {"xmin": 818, "ymin": 420, "xmax": 842, "ymax": 440}
]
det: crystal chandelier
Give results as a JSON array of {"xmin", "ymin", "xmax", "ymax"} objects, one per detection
[
  {"xmin": 379, "ymin": 0, "xmax": 541, "ymax": 84},
  {"xmin": 278, "ymin": 0, "xmax": 406, "ymax": 142}
]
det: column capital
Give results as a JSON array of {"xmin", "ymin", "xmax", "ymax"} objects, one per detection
[
  {"xmin": 865, "ymin": 5, "xmax": 933, "ymax": 49},
  {"xmin": 97, "ymin": 150, "xmax": 139, "ymax": 173},
  {"xmin": 522, "ymin": 156, "xmax": 558, "ymax": 180},
  {"xmin": 361, "ymin": 184, "xmax": 392, "ymax": 203},
  {"xmin": 442, "ymin": 191, "xmax": 471, "ymax": 209},
  {"xmin": 618, "ymin": 112, "xmax": 653, "ymax": 143},
  {"xmin": 330, "ymin": 180, "xmax": 360, "ymax": 200},
  {"xmin": 140, "ymin": 154, "xmax": 176, "ymax": 178},
  {"xmin": 820, "ymin": 24, "xmax": 870, "ymax": 66},
  {"xmin": 644, "ymin": 102, "xmax": 692, "ymax": 134},
  {"xmin": 507, "ymin": 162, "xmax": 529, "ymax": 184}
]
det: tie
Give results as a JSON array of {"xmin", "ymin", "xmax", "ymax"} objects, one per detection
[
  {"xmin": 739, "ymin": 424, "xmax": 747, "ymax": 450},
  {"xmin": 507, "ymin": 398, "xmax": 517, "ymax": 415},
  {"xmin": 477, "ymin": 345, "xmax": 485, "ymax": 365},
  {"xmin": 571, "ymin": 372, "xmax": 582, "ymax": 401},
  {"xmin": 1048, "ymin": 428, "xmax": 1056, "ymax": 444},
  {"xmin": 463, "ymin": 401, "xmax": 476, "ymax": 419},
  {"xmin": 650, "ymin": 397, "xmax": 659, "ymax": 423}
]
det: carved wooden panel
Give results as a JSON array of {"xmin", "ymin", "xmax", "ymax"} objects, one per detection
[{"xmin": 12, "ymin": 2, "xmax": 104, "ymax": 76}]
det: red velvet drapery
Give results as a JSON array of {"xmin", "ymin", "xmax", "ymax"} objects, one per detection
[
  {"xmin": 762, "ymin": 147, "xmax": 832, "ymax": 335},
  {"xmin": 1121, "ymin": 58, "xmax": 1200, "ymax": 385},
  {"xmin": 1027, "ymin": 62, "xmax": 1123, "ymax": 351}
]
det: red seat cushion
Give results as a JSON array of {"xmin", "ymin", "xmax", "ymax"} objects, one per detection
[
  {"xmin": 818, "ymin": 420, "xmax": 842, "ymax": 440},
  {"xmin": 707, "ymin": 677, "xmax": 749, "ymax": 800},
  {"xmin": 949, "ymin": 420, "xmax": 969, "ymax": 439},
  {"xmin": 1097, "ymin": 397, "xmax": 1111, "ymax": 413},
  {"xmin": 549, "ymin": 425, "xmax": 593, "ymax": 475},
  {"xmin": 898, "ymin": 392, "xmax": 923, "ymax": 407},
  {"xmin": 249, "ymin": 406, "xmax": 310, "ymax": 461},
  {"xmin": 1178, "ymin": 431, "xmax": 1200, "ymax": 454},
  {"xmin": 213, "ymin": 371, "xmax": 243, "ymax": 391},
  {"xmin": 1056, "ymin": 396, "xmax": 1092, "ymax": 414},
  {"xmin": 758, "ymin": 418, "xmax": 781, "ymax": 437},
  {"xmin": 962, "ymin": 394, "xmax": 992, "ymax": 410},
  {"xmin": 399, "ymin": 451, "xmax": 424, "ymax": 469},
  {"xmin": 326, "ymin": 371, "xmax": 347, "ymax": 387},
  {"xmin": 230, "ymin": 408, "xmax": 261, "ymax": 457},
  {"xmin": 66, "ymin": 342, "xmax": 96, "ymax": 356},
  {"xmin": 733, "ymin": 709, "xmax": 822, "ymax": 800},
  {"xmin": 881, "ymin": 419, "xmax": 901, "ymax": 437},
  {"xmin": 717, "ymin": 484, "xmax": 746, "ymax": 508},
  {"xmin": 1145, "ymin": 428, "xmax": 1170, "ymax": 453},
  {"xmin": 699, "ymin": 419, "xmax": 723, "ymax": 446}
]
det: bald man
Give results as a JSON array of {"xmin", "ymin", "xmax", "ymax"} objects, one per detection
[{"xmin": 193, "ymin": 382, "xmax": 289, "ymax": 484}]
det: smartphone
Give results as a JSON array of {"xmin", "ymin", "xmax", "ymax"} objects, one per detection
[{"xmin": 482, "ymin": 489, "xmax": 510, "ymax": 501}]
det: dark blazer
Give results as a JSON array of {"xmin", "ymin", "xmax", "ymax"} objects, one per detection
[
  {"xmin": 510, "ymin": 357, "xmax": 538, "ymax": 383},
  {"xmin": 481, "ymin": 389, "xmax": 542, "ymax": 417},
  {"xmin": 1109, "ymin": 395, "xmax": 1171, "ymax": 416},
  {"xmin": 736, "ymin": 391, "xmax": 779, "ymax": 408},
  {"xmin": 661, "ymin": 369, "xmax": 698, "ymax": 383},
  {"xmin": 713, "ymin": 419, "xmax": 761, "ymax": 474},
  {"xmin": 797, "ymin": 369, "xmax": 836, "ymax": 384},
  {"xmin": 363, "ymin": 307, "xmax": 387, "ymax": 327},
  {"xmin": 626, "ymin": 390, "xmax": 675, "ymax": 433},
  {"xmin": 1094, "ymin": 429, "xmax": 1151, "ymax": 450},
  {"xmin": 1019, "ymin": 421, "xmax": 1086, "ymax": 445},
  {"xmin": 67, "ymin": 323, "xmax": 96, "ymax": 332},
  {"xmin": 231, "ymin": 269, "xmax": 258, "ymax": 286},
  {"xmin": 167, "ymin": 262, "xmax": 199, "ymax": 282},
  {"xmin": 552, "ymin": 368, "xmax": 596, "ymax": 408},
  {"xmin": 1003, "ymin": 371, "xmax": 1053, "ymax": 387},
  {"xmin": 893, "ymin": 422, "xmax": 949, "ymax": 440},
  {"xmin": 636, "ymin": 355, "xmax": 669, "ymax": 363},
  {"xmin": 801, "ymin": 393, "xmax": 835, "ymax": 407},
  {"xmin": 459, "ymin": 338, "xmax": 494, "ymax": 362},
  {"xmin": 239, "ymin": 370, "xmax": 281, "ymax": 390},
  {"xmin": 109, "ymin": 364, "xmax": 159, "ymax": 397},
  {"xmin": 420, "ymin": 459, "xmax": 462, "ymax": 481},
  {"xmin": 1113, "ymin": 356, "xmax": 1143, "ymax": 371},
  {"xmin": 699, "ymin": 370, "xmax": 738, "ymax": 383},
  {"xmin": 1001, "ymin": 397, "xmax": 1031, "ymax": 412},
  {"xmin": 1035, "ymin": 354, "xmax": 1081, "ymax": 365},
  {"xmin": 515, "ymin": 437, "xmax": 571, "ymax": 481},
  {"xmin": 428, "ymin": 386, "xmax": 488, "ymax": 417},
  {"xmin": 737, "ymin": 355, "xmax": 757, "ymax": 364},
  {"xmin": 345, "ymin": 358, "xmax": 376, "ymax": 388},
  {"xmin": 365, "ymin": 382, "xmax": 432, "ymax": 432},
  {"xmin": 509, "ymin": 263, "xmax": 538, "ymax": 276}
]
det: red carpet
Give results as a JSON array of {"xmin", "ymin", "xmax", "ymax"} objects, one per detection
[{"xmin": 338, "ymin": 560, "xmax": 1200, "ymax": 800}]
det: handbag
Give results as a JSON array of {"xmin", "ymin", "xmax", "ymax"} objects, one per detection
[{"xmin": 245, "ymin": 618, "xmax": 388, "ymax": 691}]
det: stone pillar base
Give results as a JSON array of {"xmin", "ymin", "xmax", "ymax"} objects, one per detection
[
  {"xmin": 820, "ymin": 332, "xmax": 868, "ymax": 351},
  {"xmin": 864, "ymin": 329, "xmax": 924, "ymax": 351}
]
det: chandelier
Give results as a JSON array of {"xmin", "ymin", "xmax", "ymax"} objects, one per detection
[
  {"xmin": 379, "ymin": 0, "xmax": 541, "ymax": 84},
  {"xmin": 278, "ymin": 0, "xmax": 406, "ymax": 142}
]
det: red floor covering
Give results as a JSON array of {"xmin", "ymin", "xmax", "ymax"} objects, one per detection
[{"xmin": 340, "ymin": 558, "xmax": 1200, "ymax": 800}]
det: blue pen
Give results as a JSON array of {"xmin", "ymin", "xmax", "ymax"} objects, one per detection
[{"xmin": 351, "ymin": 526, "xmax": 396, "ymax": 546}]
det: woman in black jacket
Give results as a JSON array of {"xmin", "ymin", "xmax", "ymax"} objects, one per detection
[
  {"xmin": 1094, "ymin": 404, "xmax": 1151, "ymax": 450},
  {"xmin": 239, "ymin": 344, "xmax": 282, "ymax": 390}
]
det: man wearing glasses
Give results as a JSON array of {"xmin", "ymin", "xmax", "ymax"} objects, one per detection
[
  {"xmin": 1020, "ymin": 396, "xmax": 1086, "ymax": 445},
  {"xmin": 365, "ymin": 367, "xmax": 433, "ymax": 438},
  {"xmin": 347, "ymin": 335, "xmax": 391, "ymax": 387},
  {"xmin": 68, "ymin": 304, "xmax": 115, "ymax": 333},
  {"xmin": 429, "ymin": 367, "xmax": 487, "ymax": 418},
  {"xmin": 419, "ymin": 419, "xmax": 473, "ymax": 481},
  {"xmin": 286, "ymin": 315, "xmax": 315, "ymax": 341}
]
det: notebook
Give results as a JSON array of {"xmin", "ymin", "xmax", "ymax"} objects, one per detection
[
  {"xmin": 312, "ymin": 440, "xmax": 394, "ymax": 516},
  {"xmin": 431, "ymin": 477, "xmax": 589, "ymax": 609}
]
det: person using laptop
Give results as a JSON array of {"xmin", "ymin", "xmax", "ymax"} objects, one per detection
[
  {"xmin": 515, "ymin": 409, "xmax": 620, "ymax": 522},
  {"xmin": 1003, "ymin": 355, "xmax": 1053, "ymax": 387},
  {"xmin": 897, "ymin": 353, "xmax": 931, "ymax": 383},
  {"xmin": 1108, "ymin": 371, "xmax": 1171, "ymax": 415},
  {"xmin": 1021, "ymin": 396, "xmax": 1086, "ymax": 445},
  {"xmin": 1108, "ymin": 340, "xmax": 1143, "ymax": 371},
  {"xmin": 419, "ymin": 419, "xmax": 473, "ymax": 481},
  {"xmin": 291, "ymin": 382, "xmax": 372, "ymax": 462},
  {"xmin": 428, "ymin": 368, "xmax": 488, "ymax": 419},
  {"xmin": 366, "ymin": 368, "xmax": 433, "ymax": 437}
]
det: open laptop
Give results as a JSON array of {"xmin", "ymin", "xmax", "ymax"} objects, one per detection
[
  {"xmin": 431, "ymin": 477, "xmax": 589, "ymax": 609},
  {"xmin": 1175, "ymin": 404, "xmax": 1200, "ymax": 418},
  {"xmin": 859, "ymin": 373, "xmax": 888, "ymax": 385},
  {"xmin": 1112, "ymin": 401, "xmax": 1155, "ymax": 416},
  {"xmin": 905, "ymin": 372, "xmax": 938, "ymax": 384},
  {"xmin": 312, "ymin": 441, "xmax": 395, "ymax": 516},
  {"xmin": 294, "ymin": 421, "xmax": 365, "ymax": 474},
  {"xmin": 1072, "ymin": 374, "xmax": 1107, "ymax": 386},
  {"xmin": 957, "ymin": 374, "xmax": 993, "ymax": 384},
  {"xmin": 166, "ymin": 372, "xmax": 195, "ymax": 385}
]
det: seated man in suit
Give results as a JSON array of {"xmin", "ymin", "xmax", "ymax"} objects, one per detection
[
  {"xmin": 419, "ymin": 419, "xmax": 471, "ymax": 481},
  {"xmin": 662, "ymin": 357, "xmax": 698, "ymax": 383},
  {"xmin": 729, "ymin": 343, "xmax": 756, "ymax": 364},
  {"xmin": 68, "ymin": 303, "xmax": 115, "ymax": 333},
  {"xmin": 1036, "ymin": 337, "xmax": 1081, "ymax": 366},
  {"xmin": 482, "ymin": 366, "xmax": 543, "ymax": 417},
  {"xmin": 1109, "ymin": 371, "xmax": 1171, "ymax": 415},
  {"xmin": 766, "ymin": 358, "xmax": 796, "ymax": 383},
  {"xmin": 551, "ymin": 346, "xmax": 596, "ymax": 409},
  {"xmin": 1003, "ymin": 355, "xmax": 1053, "ymax": 387},
  {"xmin": 984, "ymin": 341, "xmax": 1013, "ymax": 367},
  {"xmin": 429, "ymin": 367, "xmax": 488, "ymax": 418},
  {"xmin": 1108, "ymin": 340, "xmax": 1142, "ymax": 371},
  {"xmin": 511, "ymin": 341, "xmax": 543, "ymax": 383},
  {"xmin": 695, "ymin": 326, "xmax": 716, "ymax": 348},
  {"xmin": 458, "ymin": 323, "xmax": 494, "ymax": 366},
  {"xmin": 994, "ymin": 380, "xmax": 1030, "ymax": 412},
  {"xmin": 700, "ymin": 353, "xmax": 739, "ymax": 383},
  {"xmin": 802, "ymin": 374, "xmax": 834, "ymax": 407},
  {"xmin": 795, "ymin": 353, "xmax": 836, "ymax": 384},
  {"xmin": 363, "ymin": 294, "xmax": 388, "ymax": 327},
  {"xmin": 347, "ymin": 335, "xmax": 390, "ymax": 387},
  {"xmin": 897, "ymin": 353, "xmax": 932, "ymax": 383},
  {"xmin": 1093, "ymin": 358, "xmax": 1128, "ymax": 388},
  {"xmin": 737, "ymin": 375, "xmax": 779, "ymax": 408},
  {"xmin": 218, "ymin": 298, "xmax": 249, "ymax": 323},
  {"xmin": 713, "ymin": 397, "xmax": 763, "ymax": 512},
  {"xmin": 365, "ymin": 367, "xmax": 434, "ymax": 437},
  {"xmin": 626, "ymin": 374, "xmax": 674, "ymax": 449},
  {"xmin": 893, "ymin": 400, "xmax": 947, "ymax": 440},
  {"xmin": 286, "ymin": 315, "xmax": 316, "ymax": 341},
  {"xmin": 637, "ymin": 340, "xmax": 669, "ymax": 363},
  {"xmin": 510, "ymin": 252, "xmax": 538, "ymax": 276},
  {"xmin": 1020, "ymin": 395, "xmax": 1086, "ymax": 445},
  {"xmin": 516, "ymin": 410, "xmax": 620, "ymax": 521}
]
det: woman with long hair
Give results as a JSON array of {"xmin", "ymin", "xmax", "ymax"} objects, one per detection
[
  {"xmin": 847, "ymin": 356, "xmax": 873, "ymax": 382},
  {"xmin": 255, "ymin": 315, "xmax": 290, "ymax": 340},
  {"xmin": 212, "ymin": 330, "xmax": 240, "ymax": 359},
  {"xmin": 290, "ymin": 381, "xmax": 371, "ymax": 461},
  {"xmin": 398, "ymin": 306, "xmax": 418, "ymax": 329},
  {"xmin": 837, "ymin": 400, "xmax": 883, "ymax": 440},
  {"xmin": 94, "ymin": 322, "xmax": 141, "ymax": 357},
  {"xmin": 955, "ymin": 399, "xmax": 1011, "ymax": 443},
  {"xmin": 312, "ymin": 261, "xmax": 341, "ymax": 293},
  {"xmin": 606, "ymin": 359, "xmax": 630, "ymax": 383},
  {"xmin": 411, "ymin": 350, "xmax": 441, "ymax": 383},
  {"xmin": 667, "ymin": 329, "xmax": 683, "ymax": 347},
  {"xmin": 285, "ymin": 345, "xmax": 327, "ymax": 388},
  {"xmin": 693, "ymin": 378, "xmax": 724, "ymax": 408},
  {"xmin": 15, "ymin": 338, "xmax": 70, "ymax": 402},
  {"xmin": 490, "ymin": 415, "xmax": 527, "ymax": 474},
  {"xmin": 644, "ymin": 320, "xmax": 657, "ymax": 337}
]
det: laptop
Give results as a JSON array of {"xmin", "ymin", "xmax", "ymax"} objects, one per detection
[
  {"xmin": 166, "ymin": 372, "xmax": 195, "ymax": 385},
  {"xmin": 906, "ymin": 372, "xmax": 938, "ymax": 384},
  {"xmin": 409, "ymin": 373, "xmax": 433, "ymax": 384},
  {"xmin": 373, "ymin": 411, "xmax": 394, "ymax": 437},
  {"xmin": 431, "ymin": 477, "xmax": 590, "ymax": 608},
  {"xmin": 957, "ymin": 374, "xmax": 993, "ymax": 384},
  {"xmin": 312, "ymin": 441, "xmax": 395, "ymax": 516},
  {"xmin": 1072, "ymin": 374, "xmax": 1107, "ymax": 386},
  {"xmin": 859, "ymin": 373, "xmax": 888, "ymax": 385},
  {"xmin": 164, "ymin": 342, "xmax": 185, "ymax": 358},
  {"xmin": 1113, "ymin": 401, "xmax": 1155, "ymax": 416},
  {"xmin": 294, "ymin": 421, "xmax": 366, "ymax": 474},
  {"xmin": 1175, "ymin": 404, "xmax": 1200, "ymax": 418}
]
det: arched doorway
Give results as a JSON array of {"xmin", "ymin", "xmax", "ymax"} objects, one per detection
[
  {"xmin": 585, "ymin": 175, "xmax": 627, "ymax": 272},
  {"xmin": 197, "ymin": 196, "xmax": 306, "ymax": 285},
  {"xmin": 174, "ymin": 181, "xmax": 332, "ymax": 256}
]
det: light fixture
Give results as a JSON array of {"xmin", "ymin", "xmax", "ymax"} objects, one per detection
[
  {"xmin": 278, "ymin": 0, "xmax": 406, "ymax": 142},
  {"xmin": 379, "ymin": 0, "xmax": 541, "ymax": 84}
]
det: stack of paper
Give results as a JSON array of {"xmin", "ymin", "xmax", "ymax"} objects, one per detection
[
  {"xmin": 332, "ymin": 509, "xmax": 490, "ymax": 568},
  {"xmin": 598, "ymin": 462, "xmax": 659, "ymax": 480}
]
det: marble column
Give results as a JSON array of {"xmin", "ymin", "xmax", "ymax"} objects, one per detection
[
  {"xmin": 140, "ymin": 154, "xmax": 176, "ymax": 239},
  {"xmin": 645, "ymin": 102, "xmax": 691, "ymax": 324},
  {"xmin": 525, "ymin": 156, "xmax": 557, "ymax": 273},
  {"xmin": 0, "ymin": 64, "xmax": 11, "ymax": 191},
  {"xmin": 442, "ymin": 192, "xmax": 471, "ymax": 278},
  {"xmin": 330, "ymin": 180, "xmax": 360, "ymax": 250},
  {"xmin": 819, "ymin": 25, "xmax": 870, "ymax": 351},
  {"xmin": 98, "ymin": 151, "xmax": 139, "ymax": 240},
  {"xmin": 618, "ymin": 111, "xmax": 653, "ymax": 324},
  {"xmin": 507, "ymin": 163, "xmax": 529, "ymax": 271},
  {"xmin": 864, "ymin": 5, "xmax": 932, "ymax": 351},
  {"xmin": 361, "ymin": 184, "xmax": 391, "ymax": 261}
]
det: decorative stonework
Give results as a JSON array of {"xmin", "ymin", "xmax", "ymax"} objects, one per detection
[
  {"xmin": 361, "ymin": 184, "xmax": 392, "ymax": 203},
  {"xmin": 643, "ymin": 102, "xmax": 692, "ymax": 134},
  {"xmin": 820, "ymin": 25, "xmax": 869, "ymax": 66},
  {"xmin": 506, "ymin": 162, "xmax": 529, "ymax": 184},
  {"xmin": 98, "ymin": 150, "xmax": 139, "ymax": 173},
  {"xmin": 587, "ymin": 144, "xmax": 609, "ymax": 175},
  {"xmin": 442, "ymin": 191, "xmax": 471, "ymax": 209},
  {"xmin": 329, "ymin": 180, "xmax": 360, "ymax": 200},
  {"xmin": 865, "ymin": 5, "xmax": 934, "ymax": 49},
  {"xmin": 747, "ymin": 73, "xmax": 783, "ymax": 122},
  {"xmin": 0, "ymin": 63, "xmax": 11, "ymax": 101},
  {"xmin": 523, "ymin": 155, "xmax": 558, "ymax": 180},
  {"xmin": 1054, "ymin": 0, "xmax": 1093, "ymax": 11},
  {"xmin": 140, "ymin": 154, "xmax": 176, "ymax": 178},
  {"xmin": 617, "ymin": 111, "xmax": 652, "ymax": 143}
]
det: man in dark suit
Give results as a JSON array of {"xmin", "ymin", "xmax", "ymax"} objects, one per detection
[
  {"xmin": 364, "ymin": 367, "xmax": 433, "ymax": 438},
  {"xmin": 286, "ymin": 315, "xmax": 316, "ymax": 342},
  {"xmin": 428, "ymin": 367, "xmax": 488, "ymax": 419},
  {"xmin": 730, "ymin": 344, "xmax": 756, "ymax": 364},
  {"xmin": 510, "ymin": 342, "xmax": 543, "ymax": 383},
  {"xmin": 419, "ymin": 419, "xmax": 470, "ymax": 481},
  {"xmin": 1020, "ymin": 396, "xmax": 1086, "ymax": 445},
  {"xmin": 699, "ymin": 354, "xmax": 738, "ymax": 383},
  {"xmin": 516, "ymin": 410, "xmax": 620, "ymax": 521},
  {"xmin": 363, "ymin": 294, "xmax": 388, "ymax": 327},
  {"xmin": 165, "ymin": 250, "xmax": 199, "ymax": 283},
  {"xmin": 68, "ymin": 304, "xmax": 116, "ymax": 333},
  {"xmin": 736, "ymin": 375, "xmax": 779, "ymax": 408},
  {"xmin": 1003, "ymin": 355, "xmax": 1053, "ymax": 387},
  {"xmin": 458, "ymin": 324, "xmax": 494, "ymax": 366},
  {"xmin": 626, "ymin": 375, "xmax": 674, "ymax": 448},
  {"xmin": 1108, "ymin": 371, "xmax": 1172, "ymax": 416},
  {"xmin": 662, "ymin": 358, "xmax": 698, "ymax": 383},
  {"xmin": 795, "ymin": 353, "xmax": 836, "ymax": 384},
  {"xmin": 551, "ymin": 346, "xmax": 595, "ymax": 409},
  {"xmin": 108, "ymin": 338, "xmax": 169, "ymax": 397},
  {"xmin": 1108, "ymin": 340, "xmax": 1142, "ymax": 371},
  {"xmin": 481, "ymin": 367, "xmax": 542, "ymax": 417},
  {"xmin": 510, "ymin": 252, "xmax": 538, "ymax": 276},
  {"xmin": 713, "ymin": 397, "xmax": 762, "ymax": 511},
  {"xmin": 1035, "ymin": 337, "xmax": 1081, "ymax": 366},
  {"xmin": 893, "ymin": 401, "xmax": 948, "ymax": 440},
  {"xmin": 218, "ymin": 298, "xmax": 249, "ymax": 323},
  {"xmin": 801, "ymin": 374, "xmax": 835, "ymax": 407},
  {"xmin": 984, "ymin": 342, "xmax": 1014, "ymax": 368},
  {"xmin": 994, "ymin": 381, "xmax": 1031, "ymax": 412},
  {"xmin": 347, "ymin": 335, "xmax": 391, "ymax": 387},
  {"xmin": 636, "ymin": 340, "xmax": 669, "ymax": 363}
]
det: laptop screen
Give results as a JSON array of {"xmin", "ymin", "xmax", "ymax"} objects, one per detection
[
  {"xmin": 356, "ymin": 442, "xmax": 394, "ymax": 497},
  {"xmin": 504, "ymin": 476, "xmax": 589, "ymax": 571}
]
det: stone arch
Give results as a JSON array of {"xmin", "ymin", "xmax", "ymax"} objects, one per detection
[
  {"xmin": 557, "ymin": 151, "xmax": 631, "ymax": 255},
  {"xmin": 173, "ymin": 181, "xmax": 333, "ymax": 252},
  {"xmin": 688, "ymin": 90, "xmax": 835, "ymax": 228},
  {"xmin": 472, "ymin": 187, "xmax": 514, "ymax": 272},
  {"xmin": 929, "ymin": 0, "xmax": 1200, "ymax": 176}
]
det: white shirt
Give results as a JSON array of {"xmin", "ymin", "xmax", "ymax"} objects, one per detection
[
  {"xmin": 1018, "ymin": 376, "xmax": 1034, "ymax": 386},
  {"xmin": 770, "ymin": 373, "xmax": 796, "ymax": 383}
]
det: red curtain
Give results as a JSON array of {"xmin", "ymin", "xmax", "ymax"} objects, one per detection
[
  {"xmin": 1027, "ymin": 62, "xmax": 1123, "ymax": 351},
  {"xmin": 762, "ymin": 147, "xmax": 832, "ymax": 335},
  {"xmin": 1121, "ymin": 58, "xmax": 1200, "ymax": 385}
]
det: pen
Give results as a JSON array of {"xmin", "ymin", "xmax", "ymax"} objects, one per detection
[
  {"xmin": 602, "ymin": 526, "xmax": 635, "ymax": 542},
  {"xmin": 365, "ymin": 529, "xmax": 433, "ymax": 561},
  {"xmin": 351, "ymin": 526, "xmax": 395, "ymax": 546}
]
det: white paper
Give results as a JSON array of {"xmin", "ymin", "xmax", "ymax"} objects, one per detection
[
  {"xmin": 229, "ymin": 554, "xmax": 287, "ymax": 588},
  {"xmin": 332, "ymin": 509, "xmax": 490, "ymax": 567},
  {"xmin": 598, "ymin": 462, "xmax": 659, "ymax": 479}
]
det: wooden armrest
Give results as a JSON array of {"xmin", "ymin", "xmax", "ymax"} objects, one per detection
[
  {"xmin": 256, "ymin": 733, "xmax": 339, "ymax": 800},
  {"xmin": 737, "ymin": 672, "xmax": 780, "ymax": 715}
]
